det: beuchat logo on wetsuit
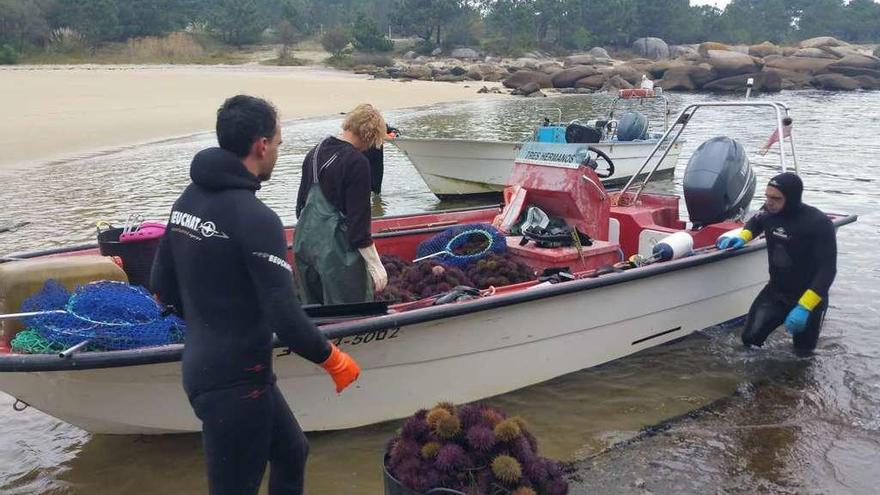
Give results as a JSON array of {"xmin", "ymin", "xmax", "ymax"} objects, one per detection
[{"xmin": 169, "ymin": 210, "xmax": 229, "ymax": 241}]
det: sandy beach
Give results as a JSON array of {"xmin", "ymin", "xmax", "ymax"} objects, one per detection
[{"xmin": 0, "ymin": 65, "xmax": 502, "ymax": 170}]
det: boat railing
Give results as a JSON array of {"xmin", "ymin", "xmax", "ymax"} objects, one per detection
[
  {"xmin": 609, "ymin": 90, "xmax": 671, "ymax": 132},
  {"xmin": 615, "ymin": 101, "xmax": 798, "ymax": 206}
]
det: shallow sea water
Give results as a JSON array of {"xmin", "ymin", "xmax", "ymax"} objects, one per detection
[{"xmin": 0, "ymin": 90, "xmax": 878, "ymax": 494}]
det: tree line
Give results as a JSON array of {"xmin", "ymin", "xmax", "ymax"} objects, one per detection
[{"xmin": 1, "ymin": 0, "xmax": 879, "ymax": 60}]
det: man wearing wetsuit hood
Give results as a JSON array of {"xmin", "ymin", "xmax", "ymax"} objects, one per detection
[
  {"xmin": 151, "ymin": 95, "xmax": 361, "ymax": 495},
  {"xmin": 716, "ymin": 172, "xmax": 837, "ymax": 354}
]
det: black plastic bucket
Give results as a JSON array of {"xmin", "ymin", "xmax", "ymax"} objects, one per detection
[
  {"xmin": 383, "ymin": 457, "xmax": 466, "ymax": 495},
  {"xmin": 97, "ymin": 226, "xmax": 160, "ymax": 289}
]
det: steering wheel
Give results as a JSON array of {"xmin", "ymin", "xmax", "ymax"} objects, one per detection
[{"xmin": 581, "ymin": 146, "xmax": 615, "ymax": 178}]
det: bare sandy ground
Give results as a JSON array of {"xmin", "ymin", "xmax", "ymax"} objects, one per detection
[{"xmin": 0, "ymin": 65, "xmax": 503, "ymax": 169}]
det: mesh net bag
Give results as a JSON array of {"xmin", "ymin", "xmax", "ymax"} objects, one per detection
[
  {"xmin": 20, "ymin": 280, "xmax": 186, "ymax": 352},
  {"xmin": 415, "ymin": 223, "xmax": 507, "ymax": 268}
]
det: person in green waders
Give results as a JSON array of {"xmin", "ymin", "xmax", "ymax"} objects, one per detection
[{"xmin": 294, "ymin": 104, "xmax": 388, "ymax": 304}]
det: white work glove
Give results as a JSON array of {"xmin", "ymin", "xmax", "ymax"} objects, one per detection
[{"xmin": 358, "ymin": 243, "xmax": 388, "ymax": 292}]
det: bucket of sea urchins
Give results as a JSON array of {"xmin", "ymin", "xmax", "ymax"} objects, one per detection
[{"xmin": 383, "ymin": 402, "xmax": 570, "ymax": 495}]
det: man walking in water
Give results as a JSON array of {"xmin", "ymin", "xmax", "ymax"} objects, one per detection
[
  {"xmin": 716, "ymin": 172, "xmax": 837, "ymax": 354},
  {"xmin": 152, "ymin": 95, "xmax": 360, "ymax": 495}
]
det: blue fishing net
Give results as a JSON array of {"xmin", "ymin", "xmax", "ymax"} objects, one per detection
[
  {"xmin": 20, "ymin": 280, "xmax": 185, "ymax": 351},
  {"xmin": 415, "ymin": 223, "xmax": 507, "ymax": 268}
]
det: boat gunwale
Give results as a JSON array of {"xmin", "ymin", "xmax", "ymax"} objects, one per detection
[{"xmin": 0, "ymin": 213, "xmax": 857, "ymax": 373}]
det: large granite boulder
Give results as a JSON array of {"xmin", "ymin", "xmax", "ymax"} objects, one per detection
[
  {"xmin": 659, "ymin": 66, "xmax": 697, "ymax": 90},
  {"xmin": 702, "ymin": 70, "xmax": 783, "ymax": 93},
  {"xmin": 827, "ymin": 65, "xmax": 880, "ymax": 79},
  {"xmin": 564, "ymin": 54, "xmax": 596, "ymax": 67},
  {"xmin": 853, "ymin": 75, "xmax": 880, "ymax": 90},
  {"xmin": 749, "ymin": 42, "xmax": 782, "ymax": 58},
  {"xmin": 659, "ymin": 64, "xmax": 715, "ymax": 90},
  {"xmin": 608, "ymin": 65, "xmax": 643, "ymax": 85},
  {"xmin": 503, "ymin": 70, "xmax": 552, "ymax": 89},
  {"xmin": 552, "ymin": 66, "xmax": 601, "ymax": 88},
  {"xmin": 632, "ymin": 37, "xmax": 669, "ymax": 60},
  {"xmin": 589, "ymin": 47, "xmax": 611, "ymax": 60},
  {"xmin": 512, "ymin": 57, "xmax": 541, "ymax": 70},
  {"xmin": 705, "ymin": 49, "xmax": 759, "ymax": 76},
  {"xmin": 647, "ymin": 60, "xmax": 687, "ymax": 79},
  {"xmin": 574, "ymin": 74, "xmax": 608, "ymax": 90},
  {"xmin": 670, "ymin": 44, "xmax": 699, "ymax": 60},
  {"xmin": 812, "ymin": 73, "xmax": 861, "ymax": 90},
  {"xmin": 762, "ymin": 68, "xmax": 812, "ymax": 90},
  {"xmin": 699, "ymin": 41, "xmax": 732, "ymax": 57},
  {"xmin": 601, "ymin": 75, "xmax": 633, "ymax": 92},
  {"xmin": 435, "ymin": 74, "xmax": 468, "ymax": 82},
  {"xmin": 538, "ymin": 61, "xmax": 564, "ymax": 74},
  {"xmin": 799, "ymin": 36, "xmax": 849, "ymax": 49},
  {"xmin": 511, "ymin": 81, "xmax": 542, "ymax": 96},
  {"xmin": 821, "ymin": 45, "xmax": 865, "ymax": 59},
  {"xmin": 451, "ymin": 48, "xmax": 479, "ymax": 60},
  {"xmin": 792, "ymin": 47, "xmax": 837, "ymax": 59},
  {"xmin": 828, "ymin": 54, "xmax": 880, "ymax": 70},
  {"xmin": 400, "ymin": 65, "xmax": 433, "ymax": 80},
  {"xmin": 764, "ymin": 56, "xmax": 834, "ymax": 74}
]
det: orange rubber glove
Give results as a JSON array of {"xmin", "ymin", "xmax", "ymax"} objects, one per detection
[{"xmin": 320, "ymin": 344, "xmax": 361, "ymax": 393}]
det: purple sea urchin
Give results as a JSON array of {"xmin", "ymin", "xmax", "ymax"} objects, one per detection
[
  {"xmin": 481, "ymin": 408, "xmax": 505, "ymax": 426},
  {"xmin": 494, "ymin": 418, "xmax": 523, "ymax": 442},
  {"xmin": 401, "ymin": 415, "xmax": 431, "ymax": 441},
  {"xmin": 435, "ymin": 444, "xmax": 467, "ymax": 472},
  {"xmin": 457, "ymin": 404, "xmax": 484, "ymax": 429},
  {"xmin": 523, "ymin": 458, "xmax": 550, "ymax": 484},
  {"xmin": 491, "ymin": 455, "xmax": 522, "ymax": 484},
  {"xmin": 547, "ymin": 477, "xmax": 569, "ymax": 495},
  {"xmin": 466, "ymin": 425, "xmax": 496, "ymax": 452},
  {"xmin": 390, "ymin": 438, "xmax": 420, "ymax": 466}
]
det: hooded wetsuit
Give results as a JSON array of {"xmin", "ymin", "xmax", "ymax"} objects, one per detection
[
  {"xmin": 151, "ymin": 147, "xmax": 331, "ymax": 495},
  {"xmin": 740, "ymin": 172, "xmax": 837, "ymax": 352}
]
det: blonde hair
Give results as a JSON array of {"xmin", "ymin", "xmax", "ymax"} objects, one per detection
[{"xmin": 342, "ymin": 103, "xmax": 386, "ymax": 149}]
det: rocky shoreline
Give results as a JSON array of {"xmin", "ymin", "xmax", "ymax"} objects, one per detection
[{"xmin": 357, "ymin": 37, "xmax": 880, "ymax": 96}]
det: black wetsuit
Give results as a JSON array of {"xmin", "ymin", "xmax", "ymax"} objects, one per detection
[
  {"xmin": 741, "ymin": 188, "xmax": 837, "ymax": 352},
  {"xmin": 151, "ymin": 147, "xmax": 331, "ymax": 495},
  {"xmin": 364, "ymin": 146, "xmax": 384, "ymax": 195}
]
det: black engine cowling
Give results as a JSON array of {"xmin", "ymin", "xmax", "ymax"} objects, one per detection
[{"xmin": 683, "ymin": 136, "xmax": 756, "ymax": 226}]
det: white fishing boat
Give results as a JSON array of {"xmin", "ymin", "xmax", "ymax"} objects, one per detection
[
  {"xmin": 0, "ymin": 101, "xmax": 856, "ymax": 435},
  {"xmin": 393, "ymin": 89, "xmax": 683, "ymax": 198}
]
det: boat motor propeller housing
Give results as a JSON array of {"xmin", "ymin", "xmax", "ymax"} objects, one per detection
[
  {"xmin": 616, "ymin": 110, "xmax": 649, "ymax": 141},
  {"xmin": 683, "ymin": 136, "xmax": 756, "ymax": 226}
]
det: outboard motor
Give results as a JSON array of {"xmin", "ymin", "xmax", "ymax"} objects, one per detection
[
  {"xmin": 616, "ymin": 110, "xmax": 648, "ymax": 141},
  {"xmin": 683, "ymin": 136, "xmax": 756, "ymax": 226}
]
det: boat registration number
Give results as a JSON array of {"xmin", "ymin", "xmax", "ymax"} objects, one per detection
[{"xmin": 333, "ymin": 327, "xmax": 400, "ymax": 347}]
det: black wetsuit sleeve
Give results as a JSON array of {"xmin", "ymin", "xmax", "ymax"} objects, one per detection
[
  {"xmin": 150, "ymin": 230, "xmax": 183, "ymax": 314},
  {"xmin": 295, "ymin": 149, "xmax": 315, "ymax": 219},
  {"xmin": 808, "ymin": 216, "xmax": 837, "ymax": 299},
  {"xmin": 745, "ymin": 210, "xmax": 766, "ymax": 237},
  {"xmin": 344, "ymin": 153, "xmax": 373, "ymax": 249},
  {"xmin": 240, "ymin": 207, "xmax": 331, "ymax": 364}
]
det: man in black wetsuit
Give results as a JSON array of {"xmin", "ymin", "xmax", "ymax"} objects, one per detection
[
  {"xmin": 716, "ymin": 172, "xmax": 837, "ymax": 354},
  {"xmin": 151, "ymin": 95, "xmax": 361, "ymax": 495},
  {"xmin": 362, "ymin": 123, "xmax": 399, "ymax": 195}
]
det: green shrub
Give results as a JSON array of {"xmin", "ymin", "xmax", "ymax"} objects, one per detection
[
  {"xmin": 352, "ymin": 14, "xmax": 392, "ymax": 52},
  {"xmin": 0, "ymin": 45, "xmax": 19, "ymax": 65},
  {"xmin": 321, "ymin": 28, "xmax": 350, "ymax": 57}
]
